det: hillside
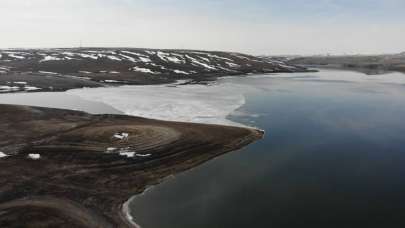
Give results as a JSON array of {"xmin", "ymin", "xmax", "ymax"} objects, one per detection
[
  {"xmin": 0, "ymin": 48, "xmax": 307, "ymax": 93},
  {"xmin": 287, "ymin": 52, "xmax": 405, "ymax": 74}
]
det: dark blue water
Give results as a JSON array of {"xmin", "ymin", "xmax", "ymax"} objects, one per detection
[{"xmin": 129, "ymin": 70, "xmax": 405, "ymax": 228}]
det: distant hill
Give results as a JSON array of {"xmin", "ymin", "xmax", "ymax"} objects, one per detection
[
  {"xmin": 287, "ymin": 52, "xmax": 405, "ymax": 74},
  {"xmin": 0, "ymin": 48, "xmax": 307, "ymax": 93}
]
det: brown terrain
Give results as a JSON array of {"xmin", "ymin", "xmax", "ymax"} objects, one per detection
[
  {"xmin": 0, "ymin": 48, "xmax": 308, "ymax": 93},
  {"xmin": 0, "ymin": 104, "xmax": 263, "ymax": 227}
]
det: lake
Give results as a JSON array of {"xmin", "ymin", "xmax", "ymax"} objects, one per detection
[
  {"xmin": 1, "ymin": 69, "xmax": 405, "ymax": 227},
  {"xmin": 127, "ymin": 69, "xmax": 405, "ymax": 228}
]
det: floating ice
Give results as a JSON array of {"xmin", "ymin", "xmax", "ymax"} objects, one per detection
[{"xmin": 67, "ymin": 79, "xmax": 256, "ymax": 127}]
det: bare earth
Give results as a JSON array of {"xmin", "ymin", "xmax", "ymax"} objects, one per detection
[{"xmin": 0, "ymin": 104, "xmax": 263, "ymax": 227}]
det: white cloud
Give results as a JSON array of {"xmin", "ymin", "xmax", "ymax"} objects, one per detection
[{"xmin": 0, "ymin": 0, "xmax": 404, "ymax": 55}]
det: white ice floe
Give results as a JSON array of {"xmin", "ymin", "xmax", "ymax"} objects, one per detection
[
  {"xmin": 27, "ymin": 153, "xmax": 41, "ymax": 160},
  {"xmin": 132, "ymin": 67, "xmax": 159, "ymax": 74},
  {"xmin": 67, "ymin": 79, "xmax": 257, "ymax": 127},
  {"xmin": 114, "ymin": 132, "xmax": 129, "ymax": 140},
  {"xmin": 0, "ymin": 152, "xmax": 9, "ymax": 158}
]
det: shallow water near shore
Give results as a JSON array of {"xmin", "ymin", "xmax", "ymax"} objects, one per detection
[{"xmin": 127, "ymin": 70, "xmax": 405, "ymax": 228}]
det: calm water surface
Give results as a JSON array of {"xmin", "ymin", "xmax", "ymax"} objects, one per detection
[
  {"xmin": 129, "ymin": 70, "xmax": 405, "ymax": 228},
  {"xmin": 1, "ymin": 69, "xmax": 405, "ymax": 228}
]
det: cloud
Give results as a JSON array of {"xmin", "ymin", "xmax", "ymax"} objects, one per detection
[{"xmin": 0, "ymin": 0, "xmax": 404, "ymax": 54}]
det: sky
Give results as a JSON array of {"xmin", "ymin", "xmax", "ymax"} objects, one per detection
[{"xmin": 0, "ymin": 0, "xmax": 404, "ymax": 55}]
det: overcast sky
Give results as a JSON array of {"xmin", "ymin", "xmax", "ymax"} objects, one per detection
[{"xmin": 1, "ymin": 0, "xmax": 404, "ymax": 55}]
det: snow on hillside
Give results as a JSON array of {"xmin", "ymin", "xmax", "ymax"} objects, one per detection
[{"xmin": 0, "ymin": 48, "xmax": 305, "ymax": 76}]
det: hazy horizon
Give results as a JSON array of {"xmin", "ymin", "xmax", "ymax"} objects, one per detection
[{"xmin": 1, "ymin": 0, "xmax": 405, "ymax": 55}]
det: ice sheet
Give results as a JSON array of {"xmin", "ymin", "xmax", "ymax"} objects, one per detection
[{"xmin": 67, "ymin": 80, "xmax": 256, "ymax": 127}]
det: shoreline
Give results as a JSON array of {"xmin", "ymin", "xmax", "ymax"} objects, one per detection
[{"xmin": 0, "ymin": 104, "xmax": 264, "ymax": 227}]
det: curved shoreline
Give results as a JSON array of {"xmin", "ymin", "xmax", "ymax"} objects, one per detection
[{"xmin": 0, "ymin": 104, "xmax": 264, "ymax": 227}]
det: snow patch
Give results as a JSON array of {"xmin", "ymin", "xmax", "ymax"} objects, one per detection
[
  {"xmin": 107, "ymin": 55, "xmax": 122, "ymax": 61},
  {"xmin": 24, "ymin": 86, "xmax": 41, "ymax": 91},
  {"xmin": 113, "ymin": 132, "xmax": 129, "ymax": 140},
  {"xmin": 120, "ymin": 152, "xmax": 135, "ymax": 158},
  {"xmin": 39, "ymin": 71, "xmax": 58, "ymax": 75},
  {"xmin": 40, "ymin": 55, "xmax": 63, "ymax": 62},
  {"xmin": 132, "ymin": 67, "xmax": 159, "ymax": 74},
  {"xmin": 173, "ymin": 70, "xmax": 190, "ymax": 75},
  {"xmin": 28, "ymin": 153, "xmax": 41, "ymax": 160},
  {"xmin": 13, "ymin": 81, "xmax": 27, "ymax": 85},
  {"xmin": 102, "ymin": 80, "xmax": 121, "ymax": 83},
  {"xmin": 0, "ymin": 86, "xmax": 20, "ymax": 92},
  {"xmin": 0, "ymin": 152, "xmax": 9, "ymax": 158},
  {"xmin": 119, "ymin": 54, "xmax": 137, "ymax": 63},
  {"xmin": 186, "ymin": 55, "xmax": 217, "ymax": 70}
]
